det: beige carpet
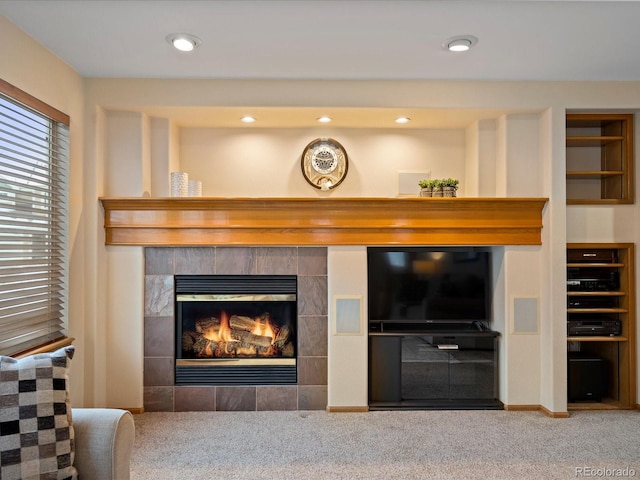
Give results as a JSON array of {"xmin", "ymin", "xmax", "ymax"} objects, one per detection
[{"xmin": 130, "ymin": 409, "xmax": 640, "ymax": 480}]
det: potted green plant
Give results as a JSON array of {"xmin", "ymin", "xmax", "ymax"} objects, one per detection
[
  {"xmin": 441, "ymin": 178, "xmax": 459, "ymax": 197},
  {"xmin": 431, "ymin": 179, "xmax": 444, "ymax": 197},
  {"xmin": 418, "ymin": 179, "xmax": 436, "ymax": 197}
]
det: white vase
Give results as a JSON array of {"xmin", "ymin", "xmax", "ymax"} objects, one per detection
[
  {"xmin": 171, "ymin": 172, "xmax": 189, "ymax": 197},
  {"xmin": 188, "ymin": 180, "xmax": 202, "ymax": 197}
]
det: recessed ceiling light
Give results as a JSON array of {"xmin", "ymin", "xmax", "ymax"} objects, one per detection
[
  {"xmin": 166, "ymin": 33, "xmax": 202, "ymax": 52},
  {"xmin": 443, "ymin": 35, "xmax": 478, "ymax": 52},
  {"xmin": 395, "ymin": 117, "xmax": 411, "ymax": 124},
  {"xmin": 240, "ymin": 116, "xmax": 256, "ymax": 123},
  {"xmin": 317, "ymin": 116, "xmax": 332, "ymax": 123}
]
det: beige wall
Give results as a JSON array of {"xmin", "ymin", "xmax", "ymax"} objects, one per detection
[
  {"xmin": 327, "ymin": 247, "xmax": 369, "ymax": 408},
  {"xmin": 3, "ymin": 12, "xmax": 640, "ymax": 413},
  {"xmin": 180, "ymin": 127, "xmax": 465, "ymax": 197}
]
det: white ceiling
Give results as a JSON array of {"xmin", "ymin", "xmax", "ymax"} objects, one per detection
[
  {"xmin": 1, "ymin": 0, "xmax": 638, "ymax": 129},
  {"xmin": 2, "ymin": 0, "xmax": 640, "ymax": 82}
]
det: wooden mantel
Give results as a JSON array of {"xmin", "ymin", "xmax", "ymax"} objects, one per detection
[{"xmin": 99, "ymin": 197, "xmax": 548, "ymax": 246}]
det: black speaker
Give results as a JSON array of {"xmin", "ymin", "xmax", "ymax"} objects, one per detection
[{"xmin": 568, "ymin": 354, "xmax": 607, "ymax": 402}]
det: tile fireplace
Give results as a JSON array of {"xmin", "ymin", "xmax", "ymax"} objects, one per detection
[{"xmin": 144, "ymin": 246, "xmax": 327, "ymax": 412}]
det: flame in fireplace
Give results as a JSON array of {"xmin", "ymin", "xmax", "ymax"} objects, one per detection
[
  {"xmin": 198, "ymin": 311, "xmax": 234, "ymax": 356},
  {"xmin": 219, "ymin": 311, "xmax": 233, "ymax": 343},
  {"xmin": 202, "ymin": 311, "xmax": 232, "ymax": 343},
  {"xmin": 251, "ymin": 317, "xmax": 275, "ymax": 344}
]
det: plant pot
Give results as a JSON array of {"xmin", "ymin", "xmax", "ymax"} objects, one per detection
[
  {"xmin": 432, "ymin": 187, "xmax": 443, "ymax": 197},
  {"xmin": 442, "ymin": 186, "xmax": 457, "ymax": 197},
  {"xmin": 419, "ymin": 187, "xmax": 432, "ymax": 197}
]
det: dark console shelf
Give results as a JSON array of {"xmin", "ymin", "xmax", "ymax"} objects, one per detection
[
  {"xmin": 370, "ymin": 331, "xmax": 499, "ymax": 337},
  {"xmin": 368, "ymin": 330, "xmax": 502, "ymax": 410},
  {"xmin": 368, "ymin": 321, "xmax": 497, "ymax": 335},
  {"xmin": 369, "ymin": 398, "xmax": 504, "ymax": 411}
]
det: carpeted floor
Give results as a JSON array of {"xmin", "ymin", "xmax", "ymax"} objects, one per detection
[{"xmin": 130, "ymin": 409, "xmax": 640, "ymax": 480}]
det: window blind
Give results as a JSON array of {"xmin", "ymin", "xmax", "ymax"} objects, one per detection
[{"xmin": 0, "ymin": 81, "xmax": 69, "ymax": 356}]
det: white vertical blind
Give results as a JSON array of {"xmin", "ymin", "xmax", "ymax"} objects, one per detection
[{"xmin": 0, "ymin": 85, "xmax": 69, "ymax": 355}]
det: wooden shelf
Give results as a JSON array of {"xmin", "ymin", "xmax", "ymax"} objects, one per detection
[
  {"xmin": 567, "ymin": 308, "xmax": 627, "ymax": 314},
  {"xmin": 99, "ymin": 196, "xmax": 548, "ymax": 247},
  {"xmin": 567, "ymin": 263, "xmax": 624, "ymax": 268},
  {"xmin": 566, "ymin": 136, "xmax": 625, "ymax": 147},
  {"xmin": 567, "ymin": 198, "xmax": 631, "ymax": 205},
  {"xmin": 565, "ymin": 113, "xmax": 634, "ymax": 204},
  {"xmin": 566, "ymin": 243, "xmax": 636, "ymax": 410},
  {"xmin": 567, "ymin": 336, "xmax": 628, "ymax": 342},
  {"xmin": 566, "ymin": 171, "xmax": 623, "ymax": 179},
  {"xmin": 567, "ymin": 291, "xmax": 625, "ymax": 296},
  {"xmin": 568, "ymin": 399, "xmax": 629, "ymax": 411}
]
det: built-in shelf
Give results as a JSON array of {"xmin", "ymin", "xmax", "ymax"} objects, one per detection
[
  {"xmin": 565, "ymin": 113, "xmax": 634, "ymax": 204},
  {"xmin": 567, "ymin": 308, "xmax": 627, "ymax": 314},
  {"xmin": 566, "ymin": 136, "xmax": 625, "ymax": 147},
  {"xmin": 566, "ymin": 243, "xmax": 636, "ymax": 410},
  {"xmin": 99, "ymin": 197, "xmax": 548, "ymax": 247},
  {"xmin": 568, "ymin": 336, "xmax": 628, "ymax": 342},
  {"xmin": 566, "ymin": 171, "xmax": 624, "ymax": 179}
]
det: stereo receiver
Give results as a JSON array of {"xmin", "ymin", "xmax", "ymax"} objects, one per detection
[
  {"xmin": 567, "ymin": 297, "xmax": 616, "ymax": 308},
  {"xmin": 566, "ymin": 268, "xmax": 619, "ymax": 291},
  {"xmin": 567, "ymin": 320, "xmax": 621, "ymax": 336}
]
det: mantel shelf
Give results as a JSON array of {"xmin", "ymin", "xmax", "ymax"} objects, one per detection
[{"xmin": 99, "ymin": 197, "xmax": 548, "ymax": 246}]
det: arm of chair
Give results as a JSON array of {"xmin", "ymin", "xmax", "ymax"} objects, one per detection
[{"xmin": 72, "ymin": 408, "xmax": 135, "ymax": 480}]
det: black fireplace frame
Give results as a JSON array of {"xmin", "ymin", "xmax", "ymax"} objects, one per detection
[{"xmin": 174, "ymin": 274, "xmax": 298, "ymax": 386}]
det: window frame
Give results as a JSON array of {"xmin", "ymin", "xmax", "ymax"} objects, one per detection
[{"xmin": 0, "ymin": 78, "xmax": 70, "ymax": 356}]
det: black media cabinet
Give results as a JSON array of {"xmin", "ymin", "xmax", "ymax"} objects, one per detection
[{"xmin": 368, "ymin": 325, "xmax": 502, "ymax": 410}]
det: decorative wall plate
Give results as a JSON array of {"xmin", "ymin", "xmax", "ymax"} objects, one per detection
[{"xmin": 301, "ymin": 137, "xmax": 348, "ymax": 190}]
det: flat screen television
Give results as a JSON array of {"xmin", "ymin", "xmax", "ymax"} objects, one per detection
[{"xmin": 367, "ymin": 247, "xmax": 492, "ymax": 327}]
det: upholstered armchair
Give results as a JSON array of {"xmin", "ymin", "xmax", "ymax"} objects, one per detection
[
  {"xmin": 73, "ymin": 408, "xmax": 135, "ymax": 480},
  {"xmin": 0, "ymin": 347, "xmax": 135, "ymax": 480}
]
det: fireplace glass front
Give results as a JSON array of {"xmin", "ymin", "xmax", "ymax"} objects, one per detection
[{"xmin": 175, "ymin": 275, "xmax": 297, "ymax": 385}]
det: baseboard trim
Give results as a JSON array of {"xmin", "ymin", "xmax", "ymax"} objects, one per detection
[
  {"xmin": 326, "ymin": 406, "xmax": 369, "ymax": 413},
  {"xmin": 540, "ymin": 405, "xmax": 570, "ymax": 418},
  {"xmin": 503, "ymin": 404, "xmax": 569, "ymax": 418},
  {"xmin": 327, "ymin": 404, "xmax": 574, "ymax": 416},
  {"xmin": 503, "ymin": 404, "xmax": 540, "ymax": 411}
]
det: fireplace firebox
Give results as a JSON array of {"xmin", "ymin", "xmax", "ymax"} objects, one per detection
[{"xmin": 175, "ymin": 275, "xmax": 297, "ymax": 385}]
